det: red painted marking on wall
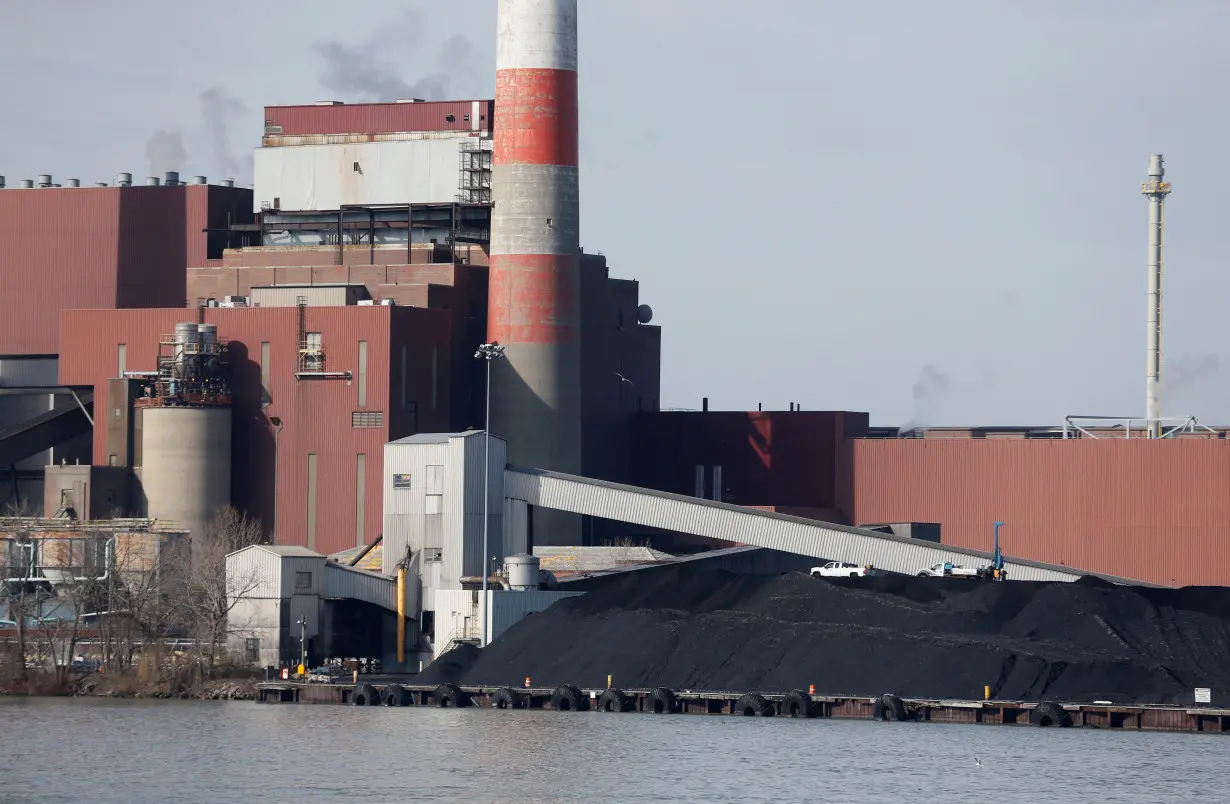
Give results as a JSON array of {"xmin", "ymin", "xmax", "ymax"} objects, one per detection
[
  {"xmin": 494, "ymin": 69, "xmax": 579, "ymax": 167},
  {"xmin": 488, "ymin": 254, "xmax": 579, "ymax": 344}
]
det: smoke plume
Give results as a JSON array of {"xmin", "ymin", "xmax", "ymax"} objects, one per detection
[
  {"xmin": 200, "ymin": 87, "xmax": 248, "ymax": 180},
  {"xmin": 314, "ymin": 11, "xmax": 479, "ymax": 102},
  {"xmin": 1162, "ymin": 355, "xmax": 1221, "ymax": 395},
  {"xmin": 145, "ymin": 130, "xmax": 187, "ymax": 178},
  {"xmin": 902, "ymin": 365, "xmax": 953, "ymax": 431}
]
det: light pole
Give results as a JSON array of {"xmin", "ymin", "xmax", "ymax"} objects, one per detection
[
  {"xmin": 474, "ymin": 342, "xmax": 506, "ymax": 647},
  {"xmin": 296, "ymin": 615, "xmax": 307, "ymax": 675}
]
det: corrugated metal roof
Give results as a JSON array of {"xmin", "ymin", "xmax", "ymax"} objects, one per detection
[
  {"xmin": 503, "ymin": 466, "xmax": 1162, "ymax": 586},
  {"xmin": 390, "ymin": 430, "xmax": 484, "ymax": 445},
  {"xmin": 323, "ymin": 563, "xmax": 397, "ymax": 611},
  {"xmin": 252, "ymin": 545, "xmax": 320, "ymax": 557},
  {"xmin": 535, "ymin": 545, "xmax": 675, "ymax": 573}
]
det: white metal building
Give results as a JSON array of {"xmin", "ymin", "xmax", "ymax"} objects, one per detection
[
  {"xmin": 253, "ymin": 136, "xmax": 471, "ymax": 213},
  {"xmin": 226, "ymin": 545, "xmax": 325, "ymax": 668},
  {"xmin": 382, "ymin": 431, "xmax": 510, "ymax": 596}
]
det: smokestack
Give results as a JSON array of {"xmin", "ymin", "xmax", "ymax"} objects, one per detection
[
  {"xmin": 489, "ymin": 2, "xmax": 582, "ymax": 489},
  {"xmin": 1142, "ymin": 154, "xmax": 1171, "ymax": 439}
]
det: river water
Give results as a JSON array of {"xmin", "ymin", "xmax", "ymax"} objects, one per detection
[{"xmin": 0, "ymin": 698, "xmax": 1221, "ymax": 803}]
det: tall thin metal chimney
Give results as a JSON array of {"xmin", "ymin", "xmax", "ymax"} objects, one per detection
[
  {"xmin": 489, "ymin": 1, "xmax": 582, "ymax": 496},
  {"xmin": 1142, "ymin": 154, "xmax": 1171, "ymax": 439}
]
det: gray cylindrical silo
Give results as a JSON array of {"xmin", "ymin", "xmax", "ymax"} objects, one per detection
[{"xmin": 139, "ymin": 407, "xmax": 232, "ymax": 540}]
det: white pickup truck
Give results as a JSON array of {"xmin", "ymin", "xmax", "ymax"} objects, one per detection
[
  {"xmin": 811, "ymin": 561, "xmax": 876, "ymax": 578},
  {"xmin": 917, "ymin": 562, "xmax": 981, "ymax": 578}
]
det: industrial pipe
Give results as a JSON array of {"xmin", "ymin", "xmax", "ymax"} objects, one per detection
[
  {"xmin": 396, "ymin": 566, "xmax": 407, "ymax": 666},
  {"xmin": 1142, "ymin": 154, "xmax": 1171, "ymax": 440}
]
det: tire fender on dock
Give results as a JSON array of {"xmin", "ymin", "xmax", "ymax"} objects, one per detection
[
  {"xmin": 873, "ymin": 693, "xmax": 908, "ymax": 721},
  {"xmin": 1031, "ymin": 701, "xmax": 1072, "ymax": 728},
  {"xmin": 383, "ymin": 684, "xmax": 411, "ymax": 707},
  {"xmin": 597, "ymin": 688, "xmax": 634, "ymax": 713},
  {"xmin": 434, "ymin": 683, "xmax": 470, "ymax": 708},
  {"xmin": 782, "ymin": 689, "xmax": 815, "ymax": 718},
  {"xmin": 352, "ymin": 684, "xmax": 379, "ymax": 706},
  {"xmin": 650, "ymin": 687, "xmax": 678, "ymax": 714},
  {"xmin": 550, "ymin": 684, "xmax": 587, "ymax": 712},
  {"xmin": 493, "ymin": 687, "xmax": 523, "ymax": 709},
  {"xmin": 735, "ymin": 693, "xmax": 774, "ymax": 717}
]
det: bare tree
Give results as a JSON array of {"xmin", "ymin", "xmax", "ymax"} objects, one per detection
[
  {"xmin": 26, "ymin": 529, "xmax": 113, "ymax": 685},
  {"xmin": 0, "ymin": 518, "xmax": 40, "ymax": 684},
  {"xmin": 169, "ymin": 506, "xmax": 265, "ymax": 669}
]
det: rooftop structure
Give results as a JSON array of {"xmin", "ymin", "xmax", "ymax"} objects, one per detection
[{"xmin": 255, "ymin": 100, "xmax": 495, "ymax": 214}]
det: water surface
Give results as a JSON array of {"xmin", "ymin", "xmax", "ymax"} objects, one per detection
[{"xmin": 0, "ymin": 698, "xmax": 1220, "ymax": 803}]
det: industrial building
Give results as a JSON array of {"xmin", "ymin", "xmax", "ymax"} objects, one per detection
[
  {"xmin": 0, "ymin": 176, "xmax": 253, "ymax": 510},
  {"xmin": 56, "ymin": 306, "xmax": 450, "ymax": 555},
  {"xmin": 3, "ymin": 0, "xmax": 1229, "ymax": 677},
  {"xmin": 225, "ymin": 427, "xmax": 1159, "ymax": 670}
]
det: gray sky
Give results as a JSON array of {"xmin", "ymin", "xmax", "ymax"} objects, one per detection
[{"xmin": 3, "ymin": 0, "xmax": 1228, "ymax": 426}]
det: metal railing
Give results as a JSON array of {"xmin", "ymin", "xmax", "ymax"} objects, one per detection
[{"xmin": 1061, "ymin": 415, "xmax": 1220, "ymax": 439}]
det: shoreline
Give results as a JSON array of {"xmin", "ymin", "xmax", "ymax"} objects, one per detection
[{"xmin": 1, "ymin": 672, "xmax": 259, "ymax": 701}]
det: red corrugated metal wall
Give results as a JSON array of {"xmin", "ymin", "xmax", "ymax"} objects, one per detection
[
  {"xmin": 59, "ymin": 306, "xmax": 451, "ymax": 556},
  {"xmin": 852, "ymin": 439, "xmax": 1230, "ymax": 587},
  {"xmin": 0, "ymin": 189, "xmax": 121, "ymax": 355},
  {"xmin": 265, "ymin": 101, "xmax": 494, "ymax": 136},
  {"xmin": 0, "ymin": 185, "xmax": 252, "ymax": 355}
]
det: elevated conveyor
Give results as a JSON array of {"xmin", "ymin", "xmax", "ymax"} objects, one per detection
[
  {"xmin": 503, "ymin": 466, "xmax": 1158, "ymax": 586},
  {"xmin": 0, "ymin": 392, "xmax": 93, "ymax": 467}
]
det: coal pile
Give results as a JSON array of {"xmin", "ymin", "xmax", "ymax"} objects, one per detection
[{"xmin": 442, "ymin": 568, "xmax": 1230, "ymax": 705}]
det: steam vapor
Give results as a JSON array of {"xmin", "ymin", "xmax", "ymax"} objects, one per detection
[
  {"xmin": 200, "ymin": 88, "xmax": 248, "ymax": 180},
  {"xmin": 145, "ymin": 130, "xmax": 187, "ymax": 178},
  {"xmin": 902, "ymin": 364, "xmax": 953, "ymax": 430},
  {"xmin": 314, "ymin": 11, "xmax": 478, "ymax": 102}
]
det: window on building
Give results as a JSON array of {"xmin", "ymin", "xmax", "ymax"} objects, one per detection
[
  {"xmin": 302, "ymin": 333, "xmax": 324, "ymax": 372},
  {"xmin": 351, "ymin": 411, "xmax": 384, "ymax": 428},
  {"xmin": 245, "ymin": 638, "xmax": 260, "ymax": 664},
  {"xmin": 260, "ymin": 342, "xmax": 271, "ymax": 401},
  {"xmin": 295, "ymin": 571, "xmax": 312, "ymax": 591},
  {"xmin": 426, "ymin": 464, "xmax": 444, "ymax": 515},
  {"xmin": 306, "ymin": 453, "xmax": 318, "ymax": 550},
  {"xmin": 355, "ymin": 454, "xmax": 366, "ymax": 549},
  {"xmin": 117, "ymin": 344, "xmax": 127, "ymax": 376},
  {"xmin": 357, "ymin": 340, "xmax": 368, "ymax": 407}
]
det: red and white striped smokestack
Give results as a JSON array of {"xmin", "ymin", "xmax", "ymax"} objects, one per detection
[{"xmin": 489, "ymin": 0, "xmax": 582, "ymax": 483}]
